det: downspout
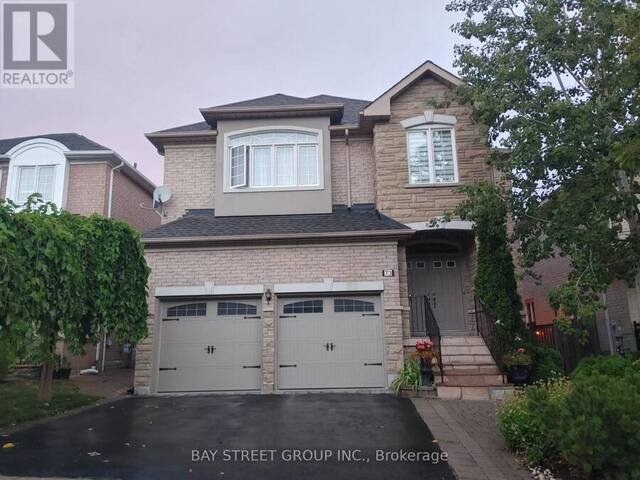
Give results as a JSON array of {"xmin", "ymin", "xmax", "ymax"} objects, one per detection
[
  {"xmin": 98, "ymin": 160, "xmax": 125, "ymax": 371},
  {"xmin": 345, "ymin": 128, "xmax": 352, "ymax": 208}
]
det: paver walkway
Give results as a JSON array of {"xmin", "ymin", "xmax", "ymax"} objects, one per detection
[{"xmin": 413, "ymin": 398, "xmax": 530, "ymax": 480}]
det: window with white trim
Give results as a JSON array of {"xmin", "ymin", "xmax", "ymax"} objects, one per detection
[
  {"xmin": 406, "ymin": 127, "xmax": 457, "ymax": 185},
  {"xmin": 16, "ymin": 165, "xmax": 56, "ymax": 203},
  {"xmin": 228, "ymin": 129, "xmax": 320, "ymax": 190}
]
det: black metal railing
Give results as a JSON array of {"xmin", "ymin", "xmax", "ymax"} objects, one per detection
[
  {"xmin": 409, "ymin": 295, "xmax": 444, "ymax": 383},
  {"xmin": 530, "ymin": 320, "xmax": 601, "ymax": 375},
  {"xmin": 474, "ymin": 298, "xmax": 507, "ymax": 380}
]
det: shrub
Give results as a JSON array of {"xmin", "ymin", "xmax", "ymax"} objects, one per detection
[
  {"xmin": 497, "ymin": 377, "xmax": 571, "ymax": 466},
  {"xmin": 554, "ymin": 357, "xmax": 640, "ymax": 479},
  {"xmin": 391, "ymin": 360, "xmax": 421, "ymax": 394},
  {"xmin": 530, "ymin": 344, "xmax": 564, "ymax": 383}
]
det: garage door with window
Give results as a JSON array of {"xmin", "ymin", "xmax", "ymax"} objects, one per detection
[
  {"xmin": 277, "ymin": 295, "xmax": 385, "ymax": 390},
  {"xmin": 158, "ymin": 299, "xmax": 262, "ymax": 393}
]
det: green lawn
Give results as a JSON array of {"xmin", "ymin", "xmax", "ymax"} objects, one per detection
[{"xmin": 0, "ymin": 380, "xmax": 101, "ymax": 428}]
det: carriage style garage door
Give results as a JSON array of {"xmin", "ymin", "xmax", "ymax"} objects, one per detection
[
  {"xmin": 277, "ymin": 296, "xmax": 385, "ymax": 390},
  {"xmin": 157, "ymin": 299, "xmax": 262, "ymax": 393}
]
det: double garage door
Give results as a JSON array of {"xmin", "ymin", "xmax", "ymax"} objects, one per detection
[{"xmin": 157, "ymin": 296, "xmax": 384, "ymax": 393}]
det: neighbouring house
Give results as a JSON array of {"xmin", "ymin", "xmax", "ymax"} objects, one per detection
[
  {"xmin": 519, "ymin": 255, "xmax": 640, "ymax": 355},
  {"xmin": 0, "ymin": 133, "xmax": 160, "ymax": 371},
  {"xmin": 135, "ymin": 60, "xmax": 510, "ymax": 399}
]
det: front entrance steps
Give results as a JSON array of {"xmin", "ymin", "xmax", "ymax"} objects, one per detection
[{"xmin": 435, "ymin": 335, "xmax": 513, "ymax": 400}]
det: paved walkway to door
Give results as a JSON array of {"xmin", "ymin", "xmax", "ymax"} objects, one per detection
[{"xmin": 412, "ymin": 398, "xmax": 530, "ymax": 480}]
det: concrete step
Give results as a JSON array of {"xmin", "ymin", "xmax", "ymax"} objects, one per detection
[
  {"xmin": 441, "ymin": 344, "xmax": 491, "ymax": 355},
  {"xmin": 440, "ymin": 364, "xmax": 501, "ymax": 375},
  {"xmin": 441, "ymin": 336, "xmax": 486, "ymax": 346},
  {"xmin": 437, "ymin": 384, "xmax": 514, "ymax": 401},
  {"xmin": 440, "ymin": 372, "xmax": 506, "ymax": 386},
  {"xmin": 441, "ymin": 353, "xmax": 495, "ymax": 365}
]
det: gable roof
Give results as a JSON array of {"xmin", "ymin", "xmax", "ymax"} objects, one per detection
[
  {"xmin": 142, "ymin": 203, "xmax": 413, "ymax": 245},
  {"xmin": 363, "ymin": 60, "xmax": 462, "ymax": 119},
  {"xmin": 0, "ymin": 133, "xmax": 109, "ymax": 155}
]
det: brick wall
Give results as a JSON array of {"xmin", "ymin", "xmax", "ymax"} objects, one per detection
[
  {"xmin": 134, "ymin": 241, "xmax": 403, "ymax": 393},
  {"xmin": 111, "ymin": 169, "xmax": 160, "ymax": 232},
  {"xmin": 0, "ymin": 166, "xmax": 7, "ymax": 199},
  {"xmin": 331, "ymin": 136, "xmax": 376, "ymax": 205},
  {"xmin": 65, "ymin": 163, "xmax": 110, "ymax": 215},
  {"xmin": 162, "ymin": 144, "xmax": 216, "ymax": 223},
  {"xmin": 373, "ymin": 74, "xmax": 494, "ymax": 224}
]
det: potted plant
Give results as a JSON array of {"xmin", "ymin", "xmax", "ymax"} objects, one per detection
[
  {"xmin": 53, "ymin": 356, "xmax": 72, "ymax": 380},
  {"xmin": 502, "ymin": 347, "xmax": 532, "ymax": 385},
  {"xmin": 391, "ymin": 359, "xmax": 421, "ymax": 395},
  {"xmin": 411, "ymin": 338, "xmax": 438, "ymax": 386}
]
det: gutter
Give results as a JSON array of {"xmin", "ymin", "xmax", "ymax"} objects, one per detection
[
  {"xmin": 142, "ymin": 228, "xmax": 416, "ymax": 248},
  {"xmin": 345, "ymin": 128, "xmax": 352, "ymax": 208}
]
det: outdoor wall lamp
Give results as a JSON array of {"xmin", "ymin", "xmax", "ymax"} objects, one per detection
[{"xmin": 265, "ymin": 288, "xmax": 273, "ymax": 304}]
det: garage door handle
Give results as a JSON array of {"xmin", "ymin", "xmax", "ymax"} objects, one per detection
[
  {"xmin": 279, "ymin": 315, "xmax": 296, "ymax": 318},
  {"xmin": 243, "ymin": 315, "xmax": 262, "ymax": 319},
  {"xmin": 162, "ymin": 317, "xmax": 179, "ymax": 322},
  {"xmin": 364, "ymin": 362, "xmax": 382, "ymax": 366},
  {"xmin": 159, "ymin": 367, "xmax": 177, "ymax": 371},
  {"xmin": 242, "ymin": 365, "xmax": 261, "ymax": 369},
  {"xmin": 362, "ymin": 313, "xmax": 379, "ymax": 317},
  {"xmin": 279, "ymin": 364, "xmax": 297, "ymax": 368}
]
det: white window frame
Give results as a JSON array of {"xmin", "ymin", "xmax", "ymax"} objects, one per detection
[
  {"xmin": 5, "ymin": 138, "xmax": 69, "ymax": 207},
  {"xmin": 223, "ymin": 126, "xmax": 323, "ymax": 193},
  {"xmin": 405, "ymin": 125, "xmax": 459, "ymax": 185}
]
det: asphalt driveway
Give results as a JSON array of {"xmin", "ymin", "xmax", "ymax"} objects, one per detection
[{"xmin": 0, "ymin": 394, "xmax": 455, "ymax": 480}]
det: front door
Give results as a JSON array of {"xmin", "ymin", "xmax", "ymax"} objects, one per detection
[{"xmin": 408, "ymin": 255, "xmax": 466, "ymax": 335}]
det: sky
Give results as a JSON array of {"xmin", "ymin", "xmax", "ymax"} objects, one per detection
[{"xmin": 0, "ymin": 0, "xmax": 463, "ymax": 185}]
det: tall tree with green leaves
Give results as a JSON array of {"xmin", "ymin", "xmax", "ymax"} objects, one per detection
[
  {"xmin": 0, "ymin": 196, "xmax": 149, "ymax": 401},
  {"xmin": 447, "ymin": 0, "xmax": 640, "ymax": 322}
]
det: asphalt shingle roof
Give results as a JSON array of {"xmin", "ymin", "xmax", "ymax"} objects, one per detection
[
  {"xmin": 142, "ymin": 204, "xmax": 410, "ymax": 240},
  {"xmin": 151, "ymin": 94, "xmax": 370, "ymax": 135},
  {"xmin": 0, "ymin": 133, "xmax": 109, "ymax": 154}
]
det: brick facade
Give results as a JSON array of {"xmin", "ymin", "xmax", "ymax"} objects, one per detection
[
  {"xmin": 135, "ymin": 242, "xmax": 403, "ymax": 393},
  {"xmin": 162, "ymin": 144, "xmax": 216, "ymax": 223},
  {"xmin": 111, "ymin": 169, "xmax": 160, "ymax": 232},
  {"xmin": 330, "ymin": 137, "xmax": 376, "ymax": 205},
  {"xmin": 65, "ymin": 163, "xmax": 110, "ymax": 216},
  {"xmin": 373, "ymin": 74, "xmax": 494, "ymax": 224}
]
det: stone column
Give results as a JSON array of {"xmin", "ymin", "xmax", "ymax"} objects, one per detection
[{"xmin": 261, "ymin": 286, "xmax": 275, "ymax": 393}]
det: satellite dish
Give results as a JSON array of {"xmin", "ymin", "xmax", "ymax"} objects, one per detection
[{"xmin": 153, "ymin": 186, "xmax": 172, "ymax": 206}]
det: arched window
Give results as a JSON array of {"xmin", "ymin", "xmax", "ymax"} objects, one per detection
[
  {"xmin": 217, "ymin": 302, "xmax": 257, "ymax": 316},
  {"xmin": 166, "ymin": 303, "xmax": 207, "ymax": 317},
  {"xmin": 334, "ymin": 298, "xmax": 375, "ymax": 313},
  {"xmin": 5, "ymin": 138, "xmax": 69, "ymax": 207},
  {"xmin": 226, "ymin": 128, "xmax": 321, "ymax": 190},
  {"xmin": 283, "ymin": 300, "xmax": 323, "ymax": 314},
  {"xmin": 402, "ymin": 111, "xmax": 459, "ymax": 185}
]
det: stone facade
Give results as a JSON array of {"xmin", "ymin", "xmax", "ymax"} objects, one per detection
[
  {"xmin": 162, "ymin": 144, "xmax": 216, "ymax": 223},
  {"xmin": 135, "ymin": 241, "xmax": 403, "ymax": 393},
  {"xmin": 373, "ymin": 74, "xmax": 494, "ymax": 224}
]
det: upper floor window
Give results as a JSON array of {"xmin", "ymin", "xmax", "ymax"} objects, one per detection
[
  {"xmin": 402, "ymin": 111, "xmax": 458, "ymax": 185},
  {"xmin": 227, "ymin": 129, "xmax": 320, "ymax": 190},
  {"xmin": 5, "ymin": 138, "xmax": 68, "ymax": 207}
]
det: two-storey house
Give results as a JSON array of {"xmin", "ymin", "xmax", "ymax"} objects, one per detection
[
  {"xmin": 0, "ymin": 133, "xmax": 160, "ymax": 371},
  {"xmin": 136, "ymin": 61, "xmax": 507, "ymax": 399}
]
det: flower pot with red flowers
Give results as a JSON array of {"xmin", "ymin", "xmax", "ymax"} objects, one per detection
[
  {"xmin": 502, "ymin": 347, "xmax": 532, "ymax": 385},
  {"xmin": 411, "ymin": 339, "xmax": 438, "ymax": 386}
]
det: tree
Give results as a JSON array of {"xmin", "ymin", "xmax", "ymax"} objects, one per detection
[
  {"xmin": 455, "ymin": 182, "xmax": 526, "ymax": 348},
  {"xmin": 447, "ymin": 0, "xmax": 640, "ymax": 323},
  {"xmin": 0, "ymin": 196, "xmax": 149, "ymax": 401}
]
